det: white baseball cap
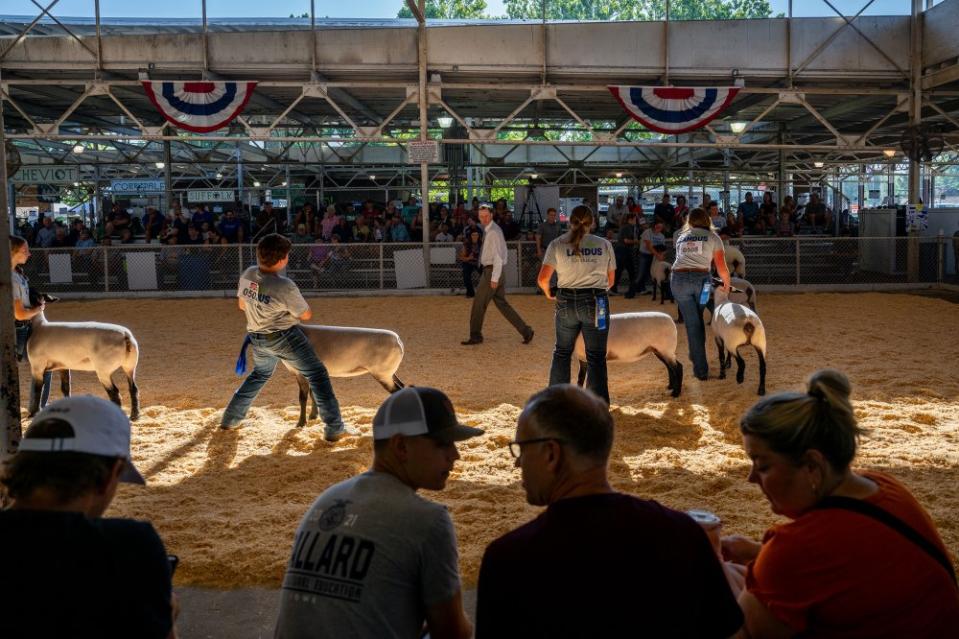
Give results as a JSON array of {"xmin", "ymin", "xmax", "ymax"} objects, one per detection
[{"xmin": 18, "ymin": 395, "xmax": 145, "ymax": 484}]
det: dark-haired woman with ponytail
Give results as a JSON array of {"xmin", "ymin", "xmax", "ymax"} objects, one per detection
[
  {"xmin": 9, "ymin": 235, "xmax": 52, "ymax": 408},
  {"xmin": 723, "ymin": 369, "xmax": 959, "ymax": 638},
  {"xmin": 537, "ymin": 206, "xmax": 616, "ymax": 403}
]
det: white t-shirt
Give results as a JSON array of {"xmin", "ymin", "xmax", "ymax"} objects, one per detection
[
  {"xmin": 672, "ymin": 228, "xmax": 724, "ymax": 271},
  {"xmin": 544, "ymin": 232, "xmax": 616, "ymax": 289}
]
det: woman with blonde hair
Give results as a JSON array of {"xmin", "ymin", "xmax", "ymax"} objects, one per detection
[
  {"xmin": 671, "ymin": 207, "xmax": 730, "ymax": 381},
  {"xmin": 537, "ymin": 205, "xmax": 616, "ymax": 403},
  {"xmin": 725, "ymin": 369, "xmax": 959, "ymax": 638}
]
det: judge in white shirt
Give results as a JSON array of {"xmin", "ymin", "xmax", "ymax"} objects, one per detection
[{"xmin": 461, "ymin": 205, "xmax": 534, "ymax": 346}]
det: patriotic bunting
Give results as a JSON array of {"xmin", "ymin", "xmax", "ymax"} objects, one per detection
[
  {"xmin": 608, "ymin": 86, "xmax": 740, "ymax": 134},
  {"xmin": 141, "ymin": 81, "xmax": 258, "ymax": 133}
]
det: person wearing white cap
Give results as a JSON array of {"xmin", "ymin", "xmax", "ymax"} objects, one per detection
[
  {"xmin": 275, "ymin": 387, "xmax": 480, "ymax": 639},
  {"xmin": 0, "ymin": 395, "xmax": 177, "ymax": 639}
]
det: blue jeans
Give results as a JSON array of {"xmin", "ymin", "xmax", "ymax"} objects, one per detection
[
  {"xmin": 222, "ymin": 326, "xmax": 345, "ymax": 434},
  {"xmin": 16, "ymin": 324, "xmax": 52, "ymax": 409},
  {"xmin": 670, "ymin": 271, "xmax": 710, "ymax": 379},
  {"xmin": 548, "ymin": 290, "xmax": 610, "ymax": 403},
  {"xmin": 636, "ymin": 253, "xmax": 654, "ymax": 291}
]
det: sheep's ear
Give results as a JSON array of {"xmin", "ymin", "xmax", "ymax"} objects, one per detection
[{"xmin": 43, "ymin": 294, "xmax": 60, "ymax": 303}]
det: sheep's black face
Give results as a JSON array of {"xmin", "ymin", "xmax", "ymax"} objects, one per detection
[{"xmin": 28, "ymin": 287, "xmax": 59, "ymax": 306}]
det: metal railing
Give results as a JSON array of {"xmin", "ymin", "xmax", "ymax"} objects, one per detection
[{"xmin": 20, "ymin": 236, "xmax": 955, "ymax": 298}]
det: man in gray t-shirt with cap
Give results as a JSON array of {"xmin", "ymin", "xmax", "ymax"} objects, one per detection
[{"xmin": 275, "ymin": 387, "xmax": 479, "ymax": 639}]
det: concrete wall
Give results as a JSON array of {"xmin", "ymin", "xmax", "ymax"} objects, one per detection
[
  {"xmin": 923, "ymin": 0, "xmax": 959, "ymax": 69},
  {"xmin": 0, "ymin": 16, "xmax": 916, "ymax": 79}
]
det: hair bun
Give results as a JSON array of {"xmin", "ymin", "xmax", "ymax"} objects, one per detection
[{"xmin": 807, "ymin": 369, "xmax": 852, "ymax": 405}]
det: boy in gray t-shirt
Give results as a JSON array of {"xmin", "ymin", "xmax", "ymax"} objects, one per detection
[
  {"xmin": 221, "ymin": 234, "xmax": 349, "ymax": 441},
  {"xmin": 275, "ymin": 387, "xmax": 480, "ymax": 639}
]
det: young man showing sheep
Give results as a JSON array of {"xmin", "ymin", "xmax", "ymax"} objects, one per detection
[{"xmin": 221, "ymin": 233, "xmax": 353, "ymax": 441}]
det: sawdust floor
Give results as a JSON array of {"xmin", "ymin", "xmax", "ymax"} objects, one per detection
[{"xmin": 17, "ymin": 291, "xmax": 959, "ymax": 589}]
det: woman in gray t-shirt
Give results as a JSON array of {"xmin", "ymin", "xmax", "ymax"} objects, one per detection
[
  {"xmin": 670, "ymin": 208, "xmax": 731, "ymax": 382},
  {"xmin": 538, "ymin": 206, "xmax": 616, "ymax": 403}
]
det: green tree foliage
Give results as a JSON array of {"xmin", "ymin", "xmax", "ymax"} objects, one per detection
[
  {"xmin": 503, "ymin": 0, "xmax": 774, "ymax": 21},
  {"xmin": 397, "ymin": 0, "xmax": 490, "ymax": 19}
]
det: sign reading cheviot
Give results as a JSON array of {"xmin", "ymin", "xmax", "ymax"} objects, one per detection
[{"xmin": 12, "ymin": 165, "xmax": 79, "ymax": 185}]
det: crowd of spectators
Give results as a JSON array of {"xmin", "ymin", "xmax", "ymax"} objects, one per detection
[{"xmin": 4, "ymin": 372, "xmax": 957, "ymax": 638}]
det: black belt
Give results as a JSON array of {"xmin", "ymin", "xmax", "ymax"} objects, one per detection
[
  {"xmin": 15, "ymin": 320, "xmax": 31, "ymax": 329},
  {"xmin": 251, "ymin": 327, "xmax": 292, "ymax": 338},
  {"xmin": 557, "ymin": 288, "xmax": 608, "ymax": 295}
]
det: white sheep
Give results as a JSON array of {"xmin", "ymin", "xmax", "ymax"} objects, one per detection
[
  {"xmin": 236, "ymin": 325, "xmax": 405, "ymax": 427},
  {"xmin": 723, "ymin": 242, "xmax": 746, "ymax": 277},
  {"xmin": 650, "ymin": 256, "xmax": 673, "ymax": 305},
  {"xmin": 26, "ymin": 296, "xmax": 140, "ymax": 420},
  {"xmin": 573, "ymin": 312, "xmax": 683, "ymax": 397},
  {"xmin": 711, "ymin": 287, "xmax": 767, "ymax": 395}
]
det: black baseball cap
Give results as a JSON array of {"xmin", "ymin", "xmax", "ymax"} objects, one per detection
[{"xmin": 372, "ymin": 387, "xmax": 483, "ymax": 443}]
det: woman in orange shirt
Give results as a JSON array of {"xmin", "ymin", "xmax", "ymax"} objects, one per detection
[{"xmin": 723, "ymin": 369, "xmax": 959, "ymax": 638}]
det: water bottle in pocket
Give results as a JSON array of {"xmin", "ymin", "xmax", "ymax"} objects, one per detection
[{"xmin": 699, "ymin": 279, "xmax": 711, "ymax": 306}]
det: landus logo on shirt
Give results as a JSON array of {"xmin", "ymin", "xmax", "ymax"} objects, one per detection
[
  {"xmin": 240, "ymin": 279, "xmax": 272, "ymax": 304},
  {"xmin": 284, "ymin": 529, "xmax": 376, "ymax": 603},
  {"xmin": 566, "ymin": 247, "xmax": 605, "ymax": 257}
]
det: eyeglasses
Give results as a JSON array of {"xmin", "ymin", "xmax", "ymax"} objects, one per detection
[{"xmin": 508, "ymin": 437, "xmax": 565, "ymax": 459}]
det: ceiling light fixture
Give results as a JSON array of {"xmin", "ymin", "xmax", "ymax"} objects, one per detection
[
  {"xmin": 155, "ymin": 162, "xmax": 165, "ymax": 169},
  {"xmin": 883, "ymin": 149, "xmax": 896, "ymax": 158},
  {"xmin": 369, "ymin": 175, "xmax": 376, "ymax": 181},
  {"xmin": 615, "ymin": 172, "xmax": 623, "ymax": 178},
  {"xmin": 814, "ymin": 161, "xmax": 824, "ymax": 168},
  {"xmin": 730, "ymin": 121, "xmax": 748, "ymax": 134},
  {"xmin": 216, "ymin": 172, "xmax": 223, "ymax": 180},
  {"xmin": 437, "ymin": 115, "xmax": 454, "ymax": 129},
  {"xmin": 72, "ymin": 144, "xmax": 84, "ymax": 154},
  {"xmin": 253, "ymin": 181, "xmax": 261, "ymax": 188}
]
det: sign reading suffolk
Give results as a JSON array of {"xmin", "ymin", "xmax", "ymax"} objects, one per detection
[{"xmin": 13, "ymin": 165, "xmax": 79, "ymax": 185}]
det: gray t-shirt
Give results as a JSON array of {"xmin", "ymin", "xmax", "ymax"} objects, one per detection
[
  {"xmin": 639, "ymin": 229, "xmax": 666, "ymax": 254},
  {"xmin": 672, "ymin": 228, "xmax": 724, "ymax": 271},
  {"xmin": 544, "ymin": 232, "xmax": 616, "ymax": 289},
  {"xmin": 537, "ymin": 221, "xmax": 563, "ymax": 249},
  {"xmin": 275, "ymin": 471, "xmax": 461, "ymax": 639},
  {"xmin": 236, "ymin": 265, "xmax": 309, "ymax": 333},
  {"xmin": 12, "ymin": 270, "xmax": 30, "ymax": 310}
]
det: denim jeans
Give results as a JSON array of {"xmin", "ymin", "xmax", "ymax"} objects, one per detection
[
  {"xmin": 670, "ymin": 271, "xmax": 710, "ymax": 379},
  {"xmin": 613, "ymin": 246, "xmax": 636, "ymax": 296},
  {"xmin": 548, "ymin": 290, "xmax": 610, "ymax": 403},
  {"xmin": 16, "ymin": 324, "xmax": 52, "ymax": 409},
  {"xmin": 222, "ymin": 326, "xmax": 345, "ymax": 434}
]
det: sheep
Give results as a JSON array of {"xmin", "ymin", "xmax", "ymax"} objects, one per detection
[
  {"xmin": 650, "ymin": 256, "xmax": 674, "ymax": 305},
  {"xmin": 236, "ymin": 325, "xmax": 405, "ymax": 427},
  {"xmin": 725, "ymin": 277, "xmax": 757, "ymax": 312},
  {"xmin": 25, "ymin": 294, "xmax": 140, "ymax": 420},
  {"xmin": 710, "ymin": 284, "xmax": 767, "ymax": 396},
  {"xmin": 723, "ymin": 242, "xmax": 746, "ymax": 277},
  {"xmin": 573, "ymin": 312, "xmax": 683, "ymax": 398}
]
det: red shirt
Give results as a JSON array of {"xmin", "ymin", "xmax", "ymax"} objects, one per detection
[{"xmin": 747, "ymin": 472, "xmax": 959, "ymax": 638}]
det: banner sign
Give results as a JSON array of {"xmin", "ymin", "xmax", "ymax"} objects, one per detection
[
  {"xmin": 187, "ymin": 189, "xmax": 236, "ymax": 203},
  {"xmin": 13, "ymin": 165, "xmax": 79, "ymax": 185},
  {"xmin": 111, "ymin": 179, "xmax": 165, "ymax": 194},
  {"xmin": 608, "ymin": 86, "xmax": 740, "ymax": 134},
  {"xmin": 142, "ymin": 81, "xmax": 257, "ymax": 133}
]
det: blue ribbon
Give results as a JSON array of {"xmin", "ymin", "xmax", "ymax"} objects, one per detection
[{"xmin": 234, "ymin": 334, "xmax": 252, "ymax": 376}]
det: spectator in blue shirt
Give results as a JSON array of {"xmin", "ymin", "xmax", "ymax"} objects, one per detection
[
  {"xmin": 191, "ymin": 205, "xmax": 214, "ymax": 231},
  {"xmin": 389, "ymin": 217, "xmax": 411, "ymax": 242},
  {"xmin": 737, "ymin": 192, "xmax": 760, "ymax": 233},
  {"xmin": 218, "ymin": 210, "xmax": 245, "ymax": 244}
]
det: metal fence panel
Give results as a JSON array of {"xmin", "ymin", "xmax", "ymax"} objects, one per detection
[{"xmin": 23, "ymin": 237, "xmax": 949, "ymax": 297}]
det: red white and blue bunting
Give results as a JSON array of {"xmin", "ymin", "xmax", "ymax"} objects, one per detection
[
  {"xmin": 608, "ymin": 86, "xmax": 740, "ymax": 134},
  {"xmin": 141, "ymin": 81, "xmax": 258, "ymax": 133}
]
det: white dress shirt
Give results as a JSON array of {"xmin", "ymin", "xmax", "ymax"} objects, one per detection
[{"xmin": 480, "ymin": 221, "xmax": 508, "ymax": 283}]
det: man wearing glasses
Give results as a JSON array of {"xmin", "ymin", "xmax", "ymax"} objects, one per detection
[
  {"xmin": 275, "ymin": 387, "xmax": 478, "ymax": 639},
  {"xmin": 474, "ymin": 385, "xmax": 743, "ymax": 638}
]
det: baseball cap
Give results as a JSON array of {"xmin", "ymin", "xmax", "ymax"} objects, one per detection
[
  {"xmin": 18, "ymin": 395, "xmax": 145, "ymax": 485},
  {"xmin": 372, "ymin": 387, "xmax": 483, "ymax": 443}
]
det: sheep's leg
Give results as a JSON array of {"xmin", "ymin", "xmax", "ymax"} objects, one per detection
[
  {"xmin": 576, "ymin": 360, "xmax": 587, "ymax": 387},
  {"xmin": 294, "ymin": 373, "xmax": 309, "ymax": 428},
  {"xmin": 127, "ymin": 377, "xmax": 140, "ymax": 421},
  {"xmin": 734, "ymin": 350, "xmax": 746, "ymax": 384},
  {"xmin": 97, "ymin": 371, "xmax": 121, "ymax": 409},
  {"xmin": 28, "ymin": 376, "xmax": 44, "ymax": 417},
  {"xmin": 375, "ymin": 372, "xmax": 405, "ymax": 393},
  {"xmin": 672, "ymin": 361, "xmax": 683, "ymax": 397},
  {"xmin": 651, "ymin": 283, "xmax": 658, "ymax": 302},
  {"xmin": 653, "ymin": 351, "xmax": 675, "ymax": 391},
  {"xmin": 715, "ymin": 337, "xmax": 727, "ymax": 379},
  {"xmin": 756, "ymin": 347, "xmax": 767, "ymax": 396},
  {"xmin": 59, "ymin": 370, "xmax": 71, "ymax": 398}
]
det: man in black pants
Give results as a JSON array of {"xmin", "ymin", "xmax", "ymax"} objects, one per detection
[{"xmin": 612, "ymin": 210, "xmax": 640, "ymax": 298}]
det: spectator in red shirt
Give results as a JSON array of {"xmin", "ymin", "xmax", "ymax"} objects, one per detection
[{"xmin": 725, "ymin": 369, "xmax": 959, "ymax": 638}]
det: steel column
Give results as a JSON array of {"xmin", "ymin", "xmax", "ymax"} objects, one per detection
[{"xmin": 0, "ymin": 85, "xmax": 22, "ymax": 460}]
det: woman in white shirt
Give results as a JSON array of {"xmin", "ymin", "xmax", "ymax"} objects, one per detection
[
  {"xmin": 9, "ymin": 235, "xmax": 52, "ymax": 409},
  {"xmin": 671, "ymin": 208, "xmax": 731, "ymax": 382}
]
